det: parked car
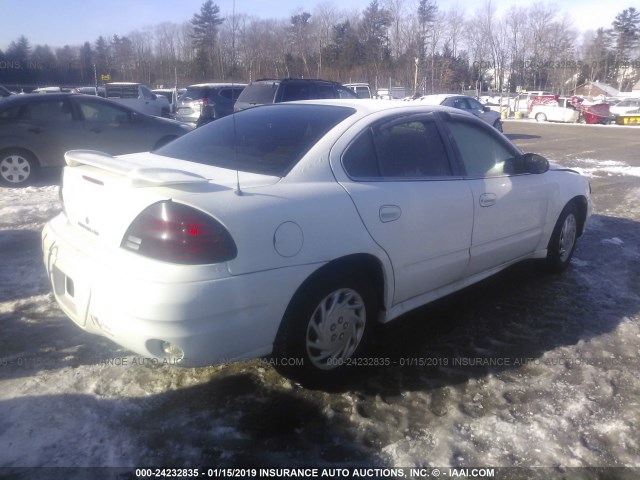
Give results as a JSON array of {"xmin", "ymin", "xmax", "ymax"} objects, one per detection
[
  {"xmin": 42, "ymin": 100, "xmax": 591, "ymax": 383},
  {"xmin": 233, "ymin": 78, "xmax": 358, "ymax": 111},
  {"xmin": 530, "ymin": 97, "xmax": 580, "ymax": 123},
  {"xmin": 1, "ymin": 85, "xmax": 14, "ymax": 97},
  {"xmin": 105, "ymin": 82, "xmax": 171, "ymax": 117},
  {"xmin": 418, "ymin": 94, "xmax": 503, "ymax": 131},
  {"xmin": 609, "ymin": 98, "xmax": 640, "ymax": 117},
  {"xmin": 509, "ymin": 91, "xmax": 554, "ymax": 114},
  {"xmin": 76, "ymin": 86, "xmax": 106, "ymax": 97},
  {"xmin": 175, "ymin": 83, "xmax": 245, "ymax": 123},
  {"xmin": 344, "ymin": 83, "xmax": 372, "ymax": 98},
  {"xmin": 0, "ymin": 93, "xmax": 193, "ymax": 186}
]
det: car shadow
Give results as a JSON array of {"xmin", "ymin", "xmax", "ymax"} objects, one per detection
[
  {"xmin": 0, "ymin": 372, "xmax": 381, "ymax": 471},
  {"xmin": 504, "ymin": 133, "xmax": 541, "ymax": 141},
  {"xmin": 296, "ymin": 212, "xmax": 640, "ymax": 394}
]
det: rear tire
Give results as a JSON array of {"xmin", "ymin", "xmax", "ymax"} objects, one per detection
[
  {"xmin": 274, "ymin": 270, "xmax": 378, "ymax": 385},
  {"xmin": 544, "ymin": 203, "xmax": 579, "ymax": 273},
  {"xmin": 0, "ymin": 149, "xmax": 39, "ymax": 187}
]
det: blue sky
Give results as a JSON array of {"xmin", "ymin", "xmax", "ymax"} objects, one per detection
[{"xmin": 0, "ymin": 0, "xmax": 621, "ymax": 50}]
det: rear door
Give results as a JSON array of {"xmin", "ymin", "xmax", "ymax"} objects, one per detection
[
  {"xmin": 19, "ymin": 96, "xmax": 84, "ymax": 166},
  {"xmin": 72, "ymin": 96, "xmax": 154, "ymax": 154},
  {"xmin": 337, "ymin": 113, "xmax": 473, "ymax": 305}
]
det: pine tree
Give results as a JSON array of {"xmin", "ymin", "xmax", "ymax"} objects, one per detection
[{"xmin": 190, "ymin": 0, "xmax": 224, "ymax": 79}]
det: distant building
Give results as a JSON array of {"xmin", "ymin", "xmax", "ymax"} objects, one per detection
[{"xmin": 575, "ymin": 81, "xmax": 620, "ymax": 99}]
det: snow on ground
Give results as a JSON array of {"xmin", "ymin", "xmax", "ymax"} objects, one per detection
[
  {"xmin": 1, "ymin": 155, "xmax": 640, "ymax": 475},
  {"xmin": 564, "ymin": 159, "xmax": 640, "ymax": 179}
]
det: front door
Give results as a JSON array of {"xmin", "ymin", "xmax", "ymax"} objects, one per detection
[{"xmin": 444, "ymin": 116, "xmax": 550, "ymax": 274}]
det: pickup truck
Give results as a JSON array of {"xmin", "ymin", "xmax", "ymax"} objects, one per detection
[{"xmin": 105, "ymin": 83, "xmax": 170, "ymax": 117}]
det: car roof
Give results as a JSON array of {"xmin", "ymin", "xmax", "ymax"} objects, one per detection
[
  {"xmin": 252, "ymin": 78, "xmax": 342, "ymax": 85},
  {"xmin": 281, "ymin": 98, "xmax": 472, "ymax": 118},
  {"xmin": 186, "ymin": 83, "xmax": 247, "ymax": 88},
  {"xmin": 0, "ymin": 92, "xmax": 140, "ymax": 112},
  {"xmin": 417, "ymin": 94, "xmax": 458, "ymax": 105}
]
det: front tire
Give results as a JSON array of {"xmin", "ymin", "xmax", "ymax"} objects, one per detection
[
  {"xmin": 0, "ymin": 149, "xmax": 39, "ymax": 187},
  {"xmin": 544, "ymin": 203, "xmax": 579, "ymax": 273},
  {"xmin": 274, "ymin": 271, "xmax": 377, "ymax": 385},
  {"xmin": 535, "ymin": 112, "xmax": 547, "ymax": 122},
  {"xmin": 493, "ymin": 119, "xmax": 503, "ymax": 132}
]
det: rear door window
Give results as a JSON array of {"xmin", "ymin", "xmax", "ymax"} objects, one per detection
[
  {"xmin": 343, "ymin": 117, "xmax": 453, "ymax": 179},
  {"xmin": 26, "ymin": 98, "xmax": 74, "ymax": 122}
]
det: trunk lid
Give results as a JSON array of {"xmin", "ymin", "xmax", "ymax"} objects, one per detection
[{"xmin": 61, "ymin": 150, "xmax": 279, "ymax": 249}]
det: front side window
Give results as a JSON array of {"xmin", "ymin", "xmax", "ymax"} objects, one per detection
[
  {"xmin": 343, "ymin": 118, "xmax": 452, "ymax": 179},
  {"xmin": 77, "ymin": 99, "xmax": 131, "ymax": 124},
  {"xmin": 447, "ymin": 119, "xmax": 517, "ymax": 177}
]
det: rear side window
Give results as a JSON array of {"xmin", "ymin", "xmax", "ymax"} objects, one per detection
[
  {"xmin": 219, "ymin": 88, "xmax": 243, "ymax": 101},
  {"xmin": 236, "ymin": 82, "xmax": 279, "ymax": 105},
  {"xmin": 281, "ymin": 83, "xmax": 313, "ymax": 101},
  {"xmin": 0, "ymin": 104, "xmax": 24, "ymax": 119},
  {"xmin": 182, "ymin": 87, "xmax": 209, "ymax": 101},
  {"xmin": 155, "ymin": 104, "xmax": 355, "ymax": 177},
  {"xmin": 343, "ymin": 118, "xmax": 452, "ymax": 179},
  {"xmin": 337, "ymin": 86, "xmax": 360, "ymax": 99},
  {"xmin": 26, "ymin": 99, "xmax": 73, "ymax": 122}
]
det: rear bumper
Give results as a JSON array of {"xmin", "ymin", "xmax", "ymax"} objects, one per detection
[{"xmin": 42, "ymin": 213, "xmax": 317, "ymax": 367}]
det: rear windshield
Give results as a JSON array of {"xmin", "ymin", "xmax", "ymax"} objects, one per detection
[
  {"xmin": 181, "ymin": 87, "xmax": 210, "ymax": 101},
  {"xmin": 235, "ymin": 81, "xmax": 279, "ymax": 105},
  {"xmin": 154, "ymin": 104, "xmax": 355, "ymax": 177}
]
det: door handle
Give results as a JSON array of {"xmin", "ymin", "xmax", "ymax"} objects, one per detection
[
  {"xmin": 28, "ymin": 127, "xmax": 44, "ymax": 134},
  {"xmin": 89, "ymin": 128, "xmax": 102, "ymax": 133},
  {"xmin": 479, "ymin": 193, "xmax": 497, "ymax": 207},
  {"xmin": 379, "ymin": 205, "xmax": 402, "ymax": 223}
]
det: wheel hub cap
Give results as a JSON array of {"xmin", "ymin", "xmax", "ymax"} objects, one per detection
[
  {"xmin": 559, "ymin": 214, "xmax": 577, "ymax": 262},
  {"xmin": 1, "ymin": 155, "xmax": 30, "ymax": 184},
  {"xmin": 306, "ymin": 288, "xmax": 366, "ymax": 370}
]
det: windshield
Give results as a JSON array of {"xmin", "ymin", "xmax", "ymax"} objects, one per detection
[{"xmin": 154, "ymin": 104, "xmax": 355, "ymax": 177}]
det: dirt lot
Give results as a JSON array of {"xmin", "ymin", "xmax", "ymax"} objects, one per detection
[{"xmin": 1, "ymin": 121, "xmax": 639, "ymax": 478}]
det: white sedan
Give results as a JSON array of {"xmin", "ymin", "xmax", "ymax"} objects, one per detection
[{"xmin": 42, "ymin": 100, "xmax": 592, "ymax": 383}]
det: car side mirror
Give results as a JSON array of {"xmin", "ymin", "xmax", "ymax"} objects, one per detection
[{"xmin": 522, "ymin": 153, "xmax": 549, "ymax": 174}]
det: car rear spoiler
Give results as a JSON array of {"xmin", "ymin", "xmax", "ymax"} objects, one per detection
[{"xmin": 64, "ymin": 150, "xmax": 210, "ymax": 187}]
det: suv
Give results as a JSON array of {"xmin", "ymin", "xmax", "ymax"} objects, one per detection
[
  {"xmin": 234, "ymin": 78, "xmax": 359, "ymax": 111},
  {"xmin": 176, "ymin": 83, "xmax": 246, "ymax": 123}
]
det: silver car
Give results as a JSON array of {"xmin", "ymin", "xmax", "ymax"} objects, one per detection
[
  {"xmin": 175, "ymin": 83, "xmax": 246, "ymax": 123},
  {"xmin": 418, "ymin": 94, "xmax": 503, "ymax": 131},
  {"xmin": 0, "ymin": 93, "xmax": 193, "ymax": 186}
]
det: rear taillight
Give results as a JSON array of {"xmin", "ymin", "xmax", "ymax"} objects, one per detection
[{"xmin": 121, "ymin": 201, "xmax": 237, "ymax": 265}]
